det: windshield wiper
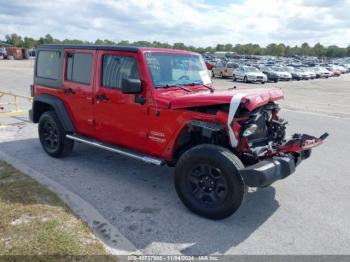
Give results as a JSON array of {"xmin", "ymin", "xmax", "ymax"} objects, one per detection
[
  {"xmin": 158, "ymin": 84, "xmax": 192, "ymax": 92},
  {"xmin": 183, "ymin": 82, "xmax": 214, "ymax": 93}
]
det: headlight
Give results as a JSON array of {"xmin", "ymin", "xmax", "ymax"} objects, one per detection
[{"xmin": 242, "ymin": 124, "xmax": 258, "ymax": 137}]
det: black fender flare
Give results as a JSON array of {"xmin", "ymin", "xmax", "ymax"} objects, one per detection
[
  {"xmin": 171, "ymin": 120, "xmax": 226, "ymax": 162},
  {"xmin": 31, "ymin": 94, "xmax": 75, "ymax": 133}
]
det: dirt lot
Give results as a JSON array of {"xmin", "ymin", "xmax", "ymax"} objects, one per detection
[{"xmin": 0, "ymin": 60, "xmax": 350, "ymax": 255}]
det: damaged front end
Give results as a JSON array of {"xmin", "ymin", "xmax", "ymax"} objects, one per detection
[{"xmin": 230, "ymin": 102, "xmax": 329, "ymax": 187}]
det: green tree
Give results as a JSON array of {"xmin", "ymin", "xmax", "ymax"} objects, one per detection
[
  {"xmin": 300, "ymin": 42, "xmax": 311, "ymax": 56},
  {"xmin": 5, "ymin": 33, "xmax": 24, "ymax": 47},
  {"xmin": 23, "ymin": 37, "xmax": 37, "ymax": 48},
  {"xmin": 313, "ymin": 43, "xmax": 326, "ymax": 57},
  {"xmin": 173, "ymin": 42, "xmax": 186, "ymax": 50}
]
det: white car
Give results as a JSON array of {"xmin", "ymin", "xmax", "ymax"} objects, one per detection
[
  {"xmin": 314, "ymin": 67, "xmax": 332, "ymax": 78},
  {"xmin": 233, "ymin": 66, "xmax": 267, "ymax": 84},
  {"xmin": 334, "ymin": 65, "xmax": 347, "ymax": 73}
]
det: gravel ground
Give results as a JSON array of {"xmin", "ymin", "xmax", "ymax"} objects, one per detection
[{"xmin": 0, "ymin": 60, "xmax": 350, "ymax": 255}]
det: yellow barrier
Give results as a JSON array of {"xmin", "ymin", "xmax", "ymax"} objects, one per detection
[{"xmin": 0, "ymin": 91, "xmax": 33, "ymax": 118}]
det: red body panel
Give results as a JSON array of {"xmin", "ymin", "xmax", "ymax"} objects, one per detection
[
  {"xmin": 154, "ymin": 87, "xmax": 284, "ymax": 111},
  {"xmin": 34, "ymin": 47, "xmax": 286, "ymax": 161}
]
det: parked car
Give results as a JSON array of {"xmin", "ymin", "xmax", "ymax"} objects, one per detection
[
  {"xmin": 271, "ymin": 66, "xmax": 292, "ymax": 81},
  {"xmin": 313, "ymin": 67, "xmax": 331, "ymax": 78},
  {"xmin": 205, "ymin": 62, "xmax": 214, "ymax": 70},
  {"xmin": 0, "ymin": 47, "xmax": 7, "ymax": 58},
  {"xmin": 326, "ymin": 66, "xmax": 341, "ymax": 77},
  {"xmin": 334, "ymin": 65, "xmax": 347, "ymax": 74},
  {"xmin": 257, "ymin": 65, "xmax": 279, "ymax": 82},
  {"xmin": 29, "ymin": 44, "xmax": 328, "ymax": 219},
  {"xmin": 294, "ymin": 68, "xmax": 311, "ymax": 80},
  {"xmin": 232, "ymin": 66, "xmax": 267, "ymax": 84},
  {"xmin": 212, "ymin": 62, "xmax": 239, "ymax": 78},
  {"xmin": 301, "ymin": 67, "xmax": 316, "ymax": 79},
  {"xmin": 284, "ymin": 67, "xmax": 302, "ymax": 81}
]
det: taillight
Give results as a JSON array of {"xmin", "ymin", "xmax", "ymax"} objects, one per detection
[{"xmin": 30, "ymin": 84, "xmax": 34, "ymax": 97}]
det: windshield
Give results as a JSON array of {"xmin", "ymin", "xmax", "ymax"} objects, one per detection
[
  {"xmin": 245, "ymin": 66, "xmax": 260, "ymax": 72},
  {"xmin": 272, "ymin": 66, "xmax": 285, "ymax": 72},
  {"xmin": 145, "ymin": 52, "xmax": 211, "ymax": 88}
]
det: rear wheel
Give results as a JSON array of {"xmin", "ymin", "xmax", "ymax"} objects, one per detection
[
  {"xmin": 244, "ymin": 76, "xmax": 248, "ymax": 83},
  {"xmin": 232, "ymin": 74, "xmax": 236, "ymax": 82},
  {"xmin": 175, "ymin": 144, "xmax": 247, "ymax": 220},
  {"xmin": 38, "ymin": 111, "xmax": 74, "ymax": 158},
  {"xmin": 220, "ymin": 72, "xmax": 224, "ymax": 79}
]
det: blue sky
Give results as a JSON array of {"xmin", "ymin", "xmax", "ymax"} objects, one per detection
[{"xmin": 0, "ymin": 0, "xmax": 349, "ymax": 47}]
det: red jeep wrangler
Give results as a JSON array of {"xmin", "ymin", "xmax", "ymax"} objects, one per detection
[{"xmin": 30, "ymin": 44, "xmax": 328, "ymax": 219}]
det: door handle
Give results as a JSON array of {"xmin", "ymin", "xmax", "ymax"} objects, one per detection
[
  {"xmin": 64, "ymin": 88, "xmax": 76, "ymax": 95},
  {"xmin": 95, "ymin": 94, "xmax": 109, "ymax": 101}
]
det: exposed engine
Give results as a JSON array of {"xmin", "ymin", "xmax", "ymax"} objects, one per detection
[{"xmin": 237, "ymin": 102, "xmax": 287, "ymax": 157}]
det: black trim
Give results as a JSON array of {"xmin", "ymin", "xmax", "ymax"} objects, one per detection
[
  {"xmin": 32, "ymin": 94, "xmax": 75, "ymax": 133},
  {"xmin": 38, "ymin": 44, "xmax": 139, "ymax": 53},
  {"xmin": 240, "ymin": 155, "xmax": 297, "ymax": 187}
]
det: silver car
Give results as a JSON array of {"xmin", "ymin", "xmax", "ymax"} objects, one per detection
[
  {"xmin": 233, "ymin": 66, "xmax": 267, "ymax": 84},
  {"xmin": 271, "ymin": 66, "xmax": 292, "ymax": 81}
]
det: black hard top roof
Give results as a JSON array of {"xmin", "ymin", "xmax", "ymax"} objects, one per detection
[{"xmin": 38, "ymin": 44, "xmax": 139, "ymax": 53}]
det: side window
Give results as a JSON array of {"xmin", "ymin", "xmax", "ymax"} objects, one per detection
[
  {"xmin": 66, "ymin": 53, "xmax": 92, "ymax": 84},
  {"xmin": 102, "ymin": 55, "xmax": 139, "ymax": 89},
  {"xmin": 36, "ymin": 51, "xmax": 60, "ymax": 80}
]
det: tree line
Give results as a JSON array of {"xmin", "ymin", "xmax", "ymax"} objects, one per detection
[{"xmin": 3, "ymin": 33, "xmax": 350, "ymax": 58}]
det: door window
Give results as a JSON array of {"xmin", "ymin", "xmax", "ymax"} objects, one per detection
[
  {"xmin": 66, "ymin": 53, "xmax": 92, "ymax": 84},
  {"xmin": 102, "ymin": 55, "xmax": 139, "ymax": 89}
]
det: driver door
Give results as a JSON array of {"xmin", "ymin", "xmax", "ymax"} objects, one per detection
[{"xmin": 93, "ymin": 50, "xmax": 149, "ymax": 153}]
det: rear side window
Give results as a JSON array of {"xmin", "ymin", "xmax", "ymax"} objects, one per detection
[
  {"xmin": 36, "ymin": 51, "xmax": 60, "ymax": 80},
  {"xmin": 66, "ymin": 53, "xmax": 92, "ymax": 84},
  {"xmin": 102, "ymin": 55, "xmax": 139, "ymax": 89}
]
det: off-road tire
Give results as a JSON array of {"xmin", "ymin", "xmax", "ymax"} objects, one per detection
[
  {"xmin": 38, "ymin": 111, "xmax": 74, "ymax": 158},
  {"xmin": 174, "ymin": 144, "xmax": 247, "ymax": 220}
]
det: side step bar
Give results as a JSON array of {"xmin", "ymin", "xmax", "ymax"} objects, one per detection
[{"xmin": 66, "ymin": 134, "xmax": 164, "ymax": 166}]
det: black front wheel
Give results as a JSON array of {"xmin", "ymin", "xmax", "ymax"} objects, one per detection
[
  {"xmin": 38, "ymin": 111, "xmax": 74, "ymax": 158},
  {"xmin": 175, "ymin": 144, "xmax": 247, "ymax": 220}
]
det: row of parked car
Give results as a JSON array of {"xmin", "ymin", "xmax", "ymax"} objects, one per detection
[{"xmin": 207, "ymin": 60, "xmax": 350, "ymax": 84}]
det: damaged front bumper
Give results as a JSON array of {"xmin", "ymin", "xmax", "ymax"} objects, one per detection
[{"xmin": 240, "ymin": 132, "xmax": 328, "ymax": 187}]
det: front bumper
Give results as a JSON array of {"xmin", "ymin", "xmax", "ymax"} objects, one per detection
[
  {"xmin": 247, "ymin": 76, "xmax": 266, "ymax": 82},
  {"xmin": 239, "ymin": 132, "xmax": 328, "ymax": 187},
  {"xmin": 240, "ymin": 154, "xmax": 298, "ymax": 187}
]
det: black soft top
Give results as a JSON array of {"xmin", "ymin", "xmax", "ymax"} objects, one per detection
[{"xmin": 38, "ymin": 44, "xmax": 139, "ymax": 53}]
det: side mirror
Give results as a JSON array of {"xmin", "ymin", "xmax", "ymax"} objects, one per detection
[{"xmin": 121, "ymin": 78, "xmax": 142, "ymax": 94}]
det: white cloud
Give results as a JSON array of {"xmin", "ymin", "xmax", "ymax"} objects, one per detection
[{"xmin": 0, "ymin": 0, "xmax": 349, "ymax": 47}]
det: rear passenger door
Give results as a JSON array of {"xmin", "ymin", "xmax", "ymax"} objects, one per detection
[
  {"xmin": 93, "ymin": 51, "xmax": 149, "ymax": 152},
  {"xmin": 62, "ymin": 50, "xmax": 95, "ymax": 137}
]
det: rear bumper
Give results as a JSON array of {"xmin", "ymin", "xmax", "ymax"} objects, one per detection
[{"xmin": 240, "ymin": 151, "xmax": 310, "ymax": 187}]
